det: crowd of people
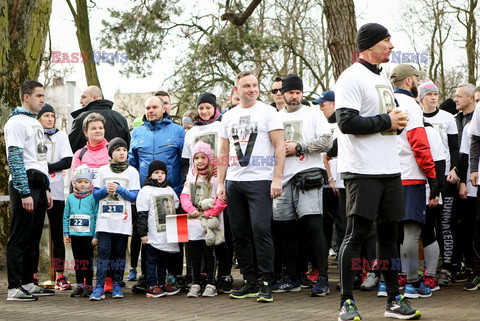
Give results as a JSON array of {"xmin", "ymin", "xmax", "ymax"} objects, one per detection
[{"xmin": 4, "ymin": 22, "xmax": 480, "ymax": 321}]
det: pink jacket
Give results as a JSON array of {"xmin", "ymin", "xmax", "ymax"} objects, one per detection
[{"xmin": 72, "ymin": 144, "xmax": 110, "ymax": 174}]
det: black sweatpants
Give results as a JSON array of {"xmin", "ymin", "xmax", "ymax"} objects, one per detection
[
  {"xmin": 70, "ymin": 235, "xmax": 94, "ymax": 286},
  {"xmin": 130, "ymin": 204, "xmax": 143, "ymax": 273},
  {"xmin": 226, "ymin": 180, "xmax": 274, "ymax": 283},
  {"xmin": 45, "ymin": 200, "xmax": 66, "ymax": 273},
  {"xmin": 453, "ymin": 197, "xmax": 476, "ymax": 268},
  {"xmin": 7, "ymin": 181, "xmax": 47, "ymax": 289}
]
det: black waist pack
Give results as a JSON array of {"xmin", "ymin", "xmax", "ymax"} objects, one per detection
[
  {"xmin": 27, "ymin": 169, "xmax": 50, "ymax": 190},
  {"xmin": 291, "ymin": 168, "xmax": 328, "ymax": 191}
]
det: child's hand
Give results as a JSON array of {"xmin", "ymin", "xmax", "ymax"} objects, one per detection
[
  {"xmin": 64, "ymin": 235, "xmax": 71, "ymax": 243},
  {"xmin": 190, "ymin": 210, "xmax": 202, "ymax": 218},
  {"xmin": 141, "ymin": 236, "xmax": 148, "ymax": 244},
  {"xmin": 92, "ymin": 238, "xmax": 98, "ymax": 246},
  {"xmin": 107, "ymin": 182, "xmax": 118, "ymax": 194}
]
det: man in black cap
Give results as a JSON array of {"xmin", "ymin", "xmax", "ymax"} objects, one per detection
[
  {"xmin": 335, "ymin": 23, "xmax": 421, "ymax": 320},
  {"xmin": 272, "ymin": 74, "xmax": 333, "ymax": 296}
]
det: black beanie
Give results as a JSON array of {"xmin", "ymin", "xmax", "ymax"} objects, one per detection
[
  {"xmin": 355, "ymin": 23, "xmax": 391, "ymax": 52},
  {"xmin": 148, "ymin": 160, "xmax": 168, "ymax": 177},
  {"xmin": 108, "ymin": 137, "xmax": 128, "ymax": 158},
  {"xmin": 37, "ymin": 103, "xmax": 55, "ymax": 119},
  {"xmin": 281, "ymin": 74, "xmax": 303, "ymax": 94},
  {"xmin": 197, "ymin": 92, "xmax": 217, "ymax": 109}
]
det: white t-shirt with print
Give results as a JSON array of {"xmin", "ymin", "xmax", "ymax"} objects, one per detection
[
  {"xmin": 182, "ymin": 121, "xmax": 222, "ymax": 166},
  {"xmin": 423, "ymin": 109, "xmax": 457, "ymax": 174},
  {"xmin": 278, "ymin": 106, "xmax": 330, "ymax": 185},
  {"xmin": 136, "ymin": 185, "xmax": 180, "ymax": 252},
  {"xmin": 221, "ymin": 101, "xmax": 283, "ymax": 181},
  {"xmin": 334, "ymin": 63, "xmax": 401, "ymax": 176},
  {"xmin": 181, "ymin": 171, "xmax": 224, "ymax": 241},
  {"xmin": 425, "ymin": 126, "xmax": 446, "ymax": 162},
  {"xmin": 94, "ymin": 165, "xmax": 140, "ymax": 236},
  {"xmin": 395, "ymin": 93, "xmax": 427, "ymax": 181},
  {"xmin": 45, "ymin": 131, "xmax": 73, "ymax": 201},
  {"xmin": 460, "ymin": 123, "xmax": 478, "ymax": 197},
  {"xmin": 5, "ymin": 114, "xmax": 48, "ymax": 177}
]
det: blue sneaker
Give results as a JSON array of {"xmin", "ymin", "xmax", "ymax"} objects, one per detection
[
  {"xmin": 89, "ymin": 285, "xmax": 105, "ymax": 301},
  {"xmin": 377, "ymin": 282, "xmax": 387, "ymax": 297},
  {"xmin": 112, "ymin": 282, "xmax": 124, "ymax": 298},
  {"xmin": 271, "ymin": 277, "xmax": 301, "ymax": 293},
  {"xmin": 166, "ymin": 274, "xmax": 176, "ymax": 285},
  {"xmin": 404, "ymin": 283, "xmax": 432, "ymax": 299},
  {"xmin": 127, "ymin": 268, "xmax": 137, "ymax": 281},
  {"xmin": 310, "ymin": 276, "xmax": 330, "ymax": 297}
]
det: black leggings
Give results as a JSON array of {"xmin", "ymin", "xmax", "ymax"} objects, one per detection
[
  {"xmin": 130, "ymin": 204, "xmax": 142, "ymax": 272},
  {"xmin": 70, "ymin": 236, "xmax": 94, "ymax": 286},
  {"xmin": 189, "ymin": 240, "xmax": 215, "ymax": 284},
  {"xmin": 277, "ymin": 215, "xmax": 328, "ymax": 278},
  {"xmin": 45, "ymin": 200, "xmax": 66, "ymax": 273},
  {"xmin": 453, "ymin": 197, "xmax": 476, "ymax": 268},
  {"xmin": 339, "ymin": 215, "xmax": 400, "ymax": 305}
]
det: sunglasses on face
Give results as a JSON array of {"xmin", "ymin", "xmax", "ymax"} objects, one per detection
[{"xmin": 271, "ymin": 89, "xmax": 281, "ymax": 94}]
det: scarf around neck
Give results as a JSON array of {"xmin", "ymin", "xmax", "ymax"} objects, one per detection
[
  {"xmin": 74, "ymin": 185, "xmax": 94, "ymax": 199},
  {"xmin": 110, "ymin": 160, "xmax": 129, "ymax": 173},
  {"xmin": 87, "ymin": 138, "xmax": 107, "ymax": 151}
]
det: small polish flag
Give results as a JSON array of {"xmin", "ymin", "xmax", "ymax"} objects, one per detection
[{"xmin": 166, "ymin": 214, "xmax": 189, "ymax": 243}]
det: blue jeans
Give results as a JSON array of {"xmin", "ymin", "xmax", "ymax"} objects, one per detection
[{"xmin": 95, "ymin": 232, "xmax": 128, "ymax": 287}]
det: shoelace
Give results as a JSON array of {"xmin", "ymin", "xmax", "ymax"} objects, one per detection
[
  {"xmin": 398, "ymin": 297, "xmax": 412, "ymax": 308},
  {"xmin": 346, "ymin": 303, "xmax": 358, "ymax": 313},
  {"xmin": 20, "ymin": 287, "xmax": 31, "ymax": 295}
]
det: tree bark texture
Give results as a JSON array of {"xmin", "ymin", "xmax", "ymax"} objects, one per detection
[
  {"xmin": 323, "ymin": 0, "xmax": 357, "ymax": 80},
  {"xmin": 66, "ymin": 0, "xmax": 101, "ymax": 88},
  {"xmin": 0, "ymin": 0, "xmax": 53, "ymax": 246}
]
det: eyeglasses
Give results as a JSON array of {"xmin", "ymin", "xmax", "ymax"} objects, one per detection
[{"xmin": 271, "ymin": 89, "xmax": 281, "ymax": 94}]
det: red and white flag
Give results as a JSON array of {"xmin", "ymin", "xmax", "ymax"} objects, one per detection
[{"xmin": 166, "ymin": 214, "xmax": 189, "ymax": 243}]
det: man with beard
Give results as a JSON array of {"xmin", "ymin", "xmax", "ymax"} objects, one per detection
[
  {"xmin": 391, "ymin": 64, "xmax": 438, "ymax": 298},
  {"xmin": 272, "ymin": 74, "xmax": 332, "ymax": 297}
]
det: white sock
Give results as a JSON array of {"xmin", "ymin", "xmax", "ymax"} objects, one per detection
[{"xmin": 22, "ymin": 283, "xmax": 34, "ymax": 292}]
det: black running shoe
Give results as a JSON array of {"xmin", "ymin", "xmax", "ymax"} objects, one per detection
[
  {"xmin": 70, "ymin": 286, "xmax": 84, "ymax": 297},
  {"xmin": 384, "ymin": 295, "xmax": 421, "ymax": 320},
  {"xmin": 229, "ymin": 280, "xmax": 258, "ymax": 299},
  {"xmin": 256, "ymin": 281, "xmax": 273, "ymax": 303}
]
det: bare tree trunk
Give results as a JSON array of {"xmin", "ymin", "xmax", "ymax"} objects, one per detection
[
  {"xmin": 323, "ymin": 0, "xmax": 357, "ymax": 80},
  {"xmin": 0, "ymin": 0, "xmax": 53, "ymax": 246},
  {"xmin": 66, "ymin": 0, "xmax": 101, "ymax": 88}
]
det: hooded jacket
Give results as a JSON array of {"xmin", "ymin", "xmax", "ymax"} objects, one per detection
[
  {"xmin": 129, "ymin": 115, "xmax": 185, "ymax": 195},
  {"xmin": 68, "ymin": 99, "xmax": 130, "ymax": 153}
]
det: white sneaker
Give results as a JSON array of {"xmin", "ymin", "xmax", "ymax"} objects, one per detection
[
  {"xmin": 202, "ymin": 284, "xmax": 217, "ymax": 297},
  {"xmin": 361, "ymin": 272, "xmax": 378, "ymax": 291},
  {"xmin": 7, "ymin": 287, "xmax": 37, "ymax": 301},
  {"xmin": 187, "ymin": 284, "xmax": 201, "ymax": 298}
]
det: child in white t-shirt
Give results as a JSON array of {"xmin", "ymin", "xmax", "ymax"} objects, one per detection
[
  {"xmin": 181, "ymin": 142, "xmax": 227, "ymax": 298},
  {"xmin": 89, "ymin": 138, "xmax": 140, "ymax": 300},
  {"xmin": 136, "ymin": 160, "xmax": 180, "ymax": 298}
]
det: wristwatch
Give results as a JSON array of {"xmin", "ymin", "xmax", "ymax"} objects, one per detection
[{"xmin": 295, "ymin": 143, "xmax": 302, "ymax": 156}]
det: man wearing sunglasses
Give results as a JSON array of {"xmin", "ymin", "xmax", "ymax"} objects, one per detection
[{"xmin": 271, "ymin": 77, "xmax": 285, "ymax": 111}]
